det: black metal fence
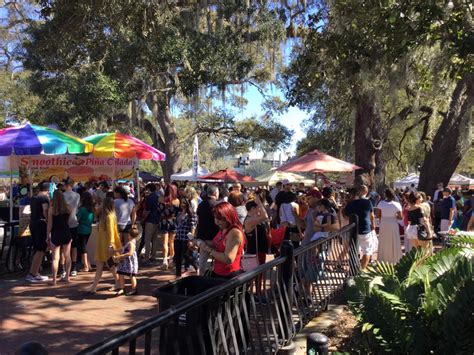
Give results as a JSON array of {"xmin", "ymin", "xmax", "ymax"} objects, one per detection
[
  {"xmin": 0, "ymin": 221, "xmax": 25, "ymax": 274},
  {"xmin": 77, "ymin": 221, "xmax": 359, "ymax": 355}
]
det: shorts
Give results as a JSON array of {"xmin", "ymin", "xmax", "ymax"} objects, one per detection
[
  {"xmin": 118, "ymin": 224, "xmax": 132, "ymax": 233},
  {"xmin": 160, "ymin": 219, "xmax": 176, "ymax": 233},
  {"xmin": 77, "ymin": 233, "xmax": 90, "ymax": 255},
  {"xmin": 51, "ymin": 230, "xmax": 72, "ymax": 247},
  {"xmin": 70, "ymin": 227, "xmax": 79, "ymax": 248},
  {"xmin": 358, "ymin": 232, "xmax": 374, "ymax": 256},
  {"xmin": 30, "ymin": 220, "xmax": 47, "ymax": 252}
]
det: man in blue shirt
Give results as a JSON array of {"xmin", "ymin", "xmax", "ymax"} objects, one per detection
[
  {"xmin": 142, "ymin": 183, "xmax": 160, "ymax": 262},
  {"xmin": 344, "ymin": 185, "xmax": 375, "ymax": 269},
  {"xmin": 440, "ymin": 187, "xmax": 455, "ymax": 231}
]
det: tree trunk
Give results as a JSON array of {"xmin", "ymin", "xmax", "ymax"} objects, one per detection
[
  {"xmin": 418, "ymin": 73, "xmax": 474, "ymax": 197},
  {"xmin": 353, "ymin": 94, "xmax": 385, "ymax": 192},
  {"xmin": 148, "ymin": 93, "xmax": 181, "ymax": 181}
]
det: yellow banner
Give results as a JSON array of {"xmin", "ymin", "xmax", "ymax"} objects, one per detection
[{"xmin": 16, "ymin": 155, "xmax": 137, "ymax": 183}]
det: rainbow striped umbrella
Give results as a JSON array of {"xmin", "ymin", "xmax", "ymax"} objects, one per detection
[
  {"xmin": 84, "ymin": 132, "xmax": 166, "ymax": 161},
  {"xmin": 0, "ymin": 123, "xmax": 93, "ymax": 156}
]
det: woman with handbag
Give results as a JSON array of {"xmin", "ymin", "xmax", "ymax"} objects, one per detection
[
  {"xmin": 405, "ymin": 192, "xmax": 433, "ymax": 254},
  {"xmin": 199, "ymin": 202, "xmax": 245, "ymax": 279},
  {"xmin": 87, "ymin": 196, "xmax": 122, "ymax": 294}
]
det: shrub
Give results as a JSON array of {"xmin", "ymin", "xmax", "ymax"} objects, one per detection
[{"xmin": 346, "ymin": 234, "xmax": 474, "ymax": 354}]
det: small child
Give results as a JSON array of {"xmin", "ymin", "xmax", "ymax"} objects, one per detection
[
  {"xmin": 183, "ymin": 241, "xmax": 199, "ymax": 272},
  {"xmin": 311, "ymin": 200, "xmax": 336, "ymax": 242},
  {"xmin": 113, "ymin": 226, "xmax": 139, "ymax": 296}
]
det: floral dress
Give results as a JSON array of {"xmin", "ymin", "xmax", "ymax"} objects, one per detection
[
  {"xmin": 116, "ymin": 240, "xmax": 138, "ymax": 276},
  {"xmin": 158, "ymin": 201, "xmax": 180, "ymax": 232}
]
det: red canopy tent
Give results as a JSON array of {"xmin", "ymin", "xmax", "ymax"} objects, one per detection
[
  {"xmin": 199, "ymin": 169, "xmax": 256, "ymax": 183},
  {"xmin": 277, "ymin": 150, "xmax": 362, "ymax": 173}
]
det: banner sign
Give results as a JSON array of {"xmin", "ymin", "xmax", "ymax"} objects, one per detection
[{"xmin": 15, "ymin": 155, "xmax": 137, "ymax": 183}]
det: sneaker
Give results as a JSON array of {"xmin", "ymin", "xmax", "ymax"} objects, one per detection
[
  {"xmin": 26, "ymin": 274, "xmax": 49, "ymax": 283},
  {"xmin": 60, "ymin": 271, "xmax": 67, "ymax": 279},
  {"xmin": 70, "ymin": 270, "xmax": 78, "ymax": 277},
  {"xmin": 161, "ymin": 262, "xmax": 169, "ymax": 270}
]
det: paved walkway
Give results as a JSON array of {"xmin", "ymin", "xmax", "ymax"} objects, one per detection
[{"xmin": 0, "ymin": 265, "xmax": 182, "ymax": 354}]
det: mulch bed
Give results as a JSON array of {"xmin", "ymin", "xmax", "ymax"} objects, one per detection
[{"xmin": 323, "ymin": 305, "xmax": 368, "ymax": 354}]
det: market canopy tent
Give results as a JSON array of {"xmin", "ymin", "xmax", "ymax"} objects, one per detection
[
  {"xmin": 199, "ymin": 169, "xmax": 256, "ymax": 183},
  {"xmin": 139, "ymin": 171, "xmax": 162, "ymax": 182},
  {"xmin": 277, "ymin": 149, "xmax": 362, "ymax": 173},
  {"xmin": 84, "ymin": 132, "xmax": 166, "ymax": 202},
  {"xmin": 0, "ymin": 123, "xmax": 93, "ymax": 156},
  {"xmin": 0, "ymin": 123, "xmax": 93, "ymax": 222},
  {"xmin": 171, "ymin": 166, "xmax": 210, "ymax": 181},
  {"xmin": 250, "ymin": 170, "xmax": 310, "ymax": 186},
  {"xmin": 83, "ymin": 132, "xmax": 165, "ymax": 160},
  {"xmin": 448, "ymin": 173, "xmax": 474, "ymax": 188},
  {"xmin": 393, "ymin": 173, "xmax": 420, "ymax": 189},
  {"xmin": 393, "ymin": 172, "xmax": 474, "ymax": 189}
]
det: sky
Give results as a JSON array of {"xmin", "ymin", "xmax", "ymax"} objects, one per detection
[{"xmin": 239, "ymin": 85, "xmax": 309, "ymax": 155}]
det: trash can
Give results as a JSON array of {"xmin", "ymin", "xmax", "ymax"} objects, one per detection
[{"xmin": 152, "ymin": 276, "xmax": 226, "ymax": 354}]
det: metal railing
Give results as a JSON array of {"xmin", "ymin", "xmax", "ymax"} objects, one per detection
[{"xmin": 78, "ymin": 222, "xmax": 359, "ymax": 355}]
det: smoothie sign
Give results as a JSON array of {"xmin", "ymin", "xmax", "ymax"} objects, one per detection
[{"xmin": 17, "ymin": 155, "xmax": 137, "ymax": 183}]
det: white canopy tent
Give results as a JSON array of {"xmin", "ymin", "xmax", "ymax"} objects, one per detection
[
  {"xmin": 393, "ymin": 173, "xmax": 419, "ymax": 189},
  {"xmin": 170, "ymin": 166, "xmax": 210, "ymax": 181},
  {"xmin": 248, "ymin": 170, "xmax": 311, "ymax": 187},
  {"xmin": 394, "ymin": 172, "xmax": 474, "ymax": 189},
  {"xmin": 448, "ymin": 173, "xmax": 474, "ymax": 188}
]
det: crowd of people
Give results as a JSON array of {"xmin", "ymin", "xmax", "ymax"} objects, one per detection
[{"xmin": 22, "ymin": 176, "xmax": 473, "ymax": 295}]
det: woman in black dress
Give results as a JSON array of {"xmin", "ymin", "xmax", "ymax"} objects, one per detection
[
  {"xmin": 47, "ymin": 189, "xmax": 72, "ymax": 285},
  {"xmin": 406, "ymin": 192, "xmax": 433, "ymax": 254}
]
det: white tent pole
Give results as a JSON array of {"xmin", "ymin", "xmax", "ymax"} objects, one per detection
[
  {"xmin": 136, "ymin": 158, "xmax": 140, "ymax": 204},
  {"xmin": 9, "ymin": 154, "xmax": 13, "ymax": 222},
  {"xmin": 28, "ymin": 156, "xmax": 32, "ymax": 197}
]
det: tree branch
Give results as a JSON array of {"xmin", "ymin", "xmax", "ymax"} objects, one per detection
[{"xmin": 397, "ymin": 107, "xmax": 433, "ymax": 165}]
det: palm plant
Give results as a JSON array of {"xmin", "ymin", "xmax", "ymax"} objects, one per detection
[{"xmin": 346, "ymin": 234, "xmax": 474, "ymax": 354}]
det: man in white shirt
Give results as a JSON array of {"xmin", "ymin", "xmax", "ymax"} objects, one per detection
[{"xmin": 63, "ymin": 178, "xmax": 81, "ymax": 276}]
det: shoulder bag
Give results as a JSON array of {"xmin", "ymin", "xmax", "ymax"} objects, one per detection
[{"xmin": 417, "ymin": 224, "xmax": 430, "ymax": 240}]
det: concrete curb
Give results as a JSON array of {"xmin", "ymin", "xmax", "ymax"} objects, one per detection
[{"xmin": 292, "ymin": 304, "xmax": 345, "ymax": 354}]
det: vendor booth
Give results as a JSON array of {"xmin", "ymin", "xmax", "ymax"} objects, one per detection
[
  {"xmin": 199, "ymin": 169, "xmax": 255, "ymax": 183},
  {"xmin": 393, "ymin": 173, "xmax": 420, "ymax": 189},
  {"xmin": 171, "ymin": 166, "xmax": 210, "ymax": 181},
  {"xmin": 394, "ymin": 173, "xmax": 474, "ymax": 190},
  {"xmin": 249, "ymin": 170, "xmax": 310, "ymax": 187},
  {"xmin": 277, "ymin": 149, "xmax": 361, "ymax": 173}
]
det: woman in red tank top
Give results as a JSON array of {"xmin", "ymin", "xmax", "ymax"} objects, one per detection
[{"xmin": 200, "ymin": 202, "xmax": 245, "ymax": 279}]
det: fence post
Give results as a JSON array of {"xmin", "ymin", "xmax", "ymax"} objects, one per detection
[
  {"xmin": 280, "ymin": 240, "xmax": 295, "ymax": 303},
  {"xmin": 348, "ymin": 214, "xmax": 360, "ymax": 276},
  {"xmin": 306, "ymin": 332, "xmax": 328, "ymax": 355}
]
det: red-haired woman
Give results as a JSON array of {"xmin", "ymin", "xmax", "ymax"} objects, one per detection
[
  {"xmin": 199, "ymin": 202, "xmax": 245, "ymax": 279},
  {"xmin": 158, "ymin": 184, "xmax": 180, "ymax": 270}
]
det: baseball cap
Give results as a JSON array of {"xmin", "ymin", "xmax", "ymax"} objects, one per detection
[
  {"xmin": 281, "ymin": 179, "xmax": 290, "ymax": 185},
  {"xmin": 123, "ymin": 185, "xmax": 131, "ymax": 194},
  {"xmin": 443, "ymin": 187, "xmax": 452, "ymax": 193}
]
